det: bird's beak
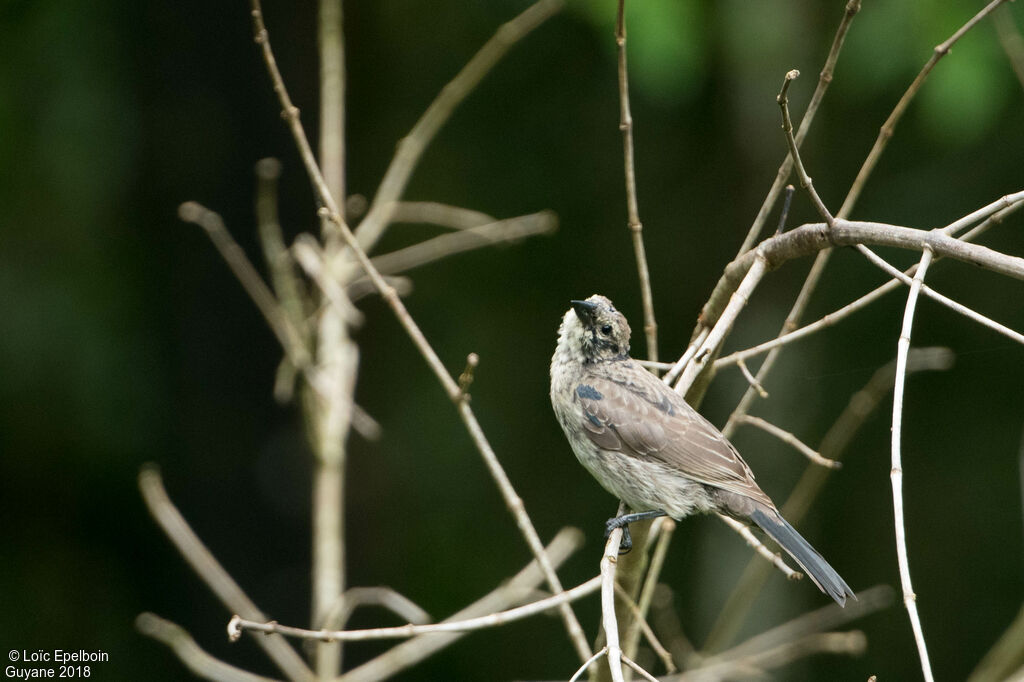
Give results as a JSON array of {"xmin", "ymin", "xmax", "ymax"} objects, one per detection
[{"xmin": 571, "ymin": 299, "xmax": 599, "ymax": 324}]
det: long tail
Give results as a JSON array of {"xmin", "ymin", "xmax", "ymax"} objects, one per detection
[{"xmin": 750, "ymin": 508, "xmax": 856, "ymax": 607}]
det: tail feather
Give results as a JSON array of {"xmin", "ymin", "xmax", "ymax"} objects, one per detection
[{"xmin": 750, "ymin": 508, "xmax": 856, "ymax": 607}]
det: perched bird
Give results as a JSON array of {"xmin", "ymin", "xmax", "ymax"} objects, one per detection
[{"xmin": 549, "ymin": 294, "xmax": 855, "ymax": 606}]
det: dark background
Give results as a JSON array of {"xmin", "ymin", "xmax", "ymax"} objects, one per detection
[{"xmin": 2, "ymin": 0, "xmax": 1023, "ymax": 679}]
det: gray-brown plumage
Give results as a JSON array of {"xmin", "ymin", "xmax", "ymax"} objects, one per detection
[{"xmin": 550, "ymin": 294, "xmax": 854, "ymax": 606}]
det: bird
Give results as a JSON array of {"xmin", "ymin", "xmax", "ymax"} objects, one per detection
[{"xmin": 549, "ymin": 294, "xmax": 855, "ymax": 606}]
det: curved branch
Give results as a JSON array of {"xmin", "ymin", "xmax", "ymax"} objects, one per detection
[{"xmin": 700, "ymin": 216, "xmax": 1024, "ymax": 329}]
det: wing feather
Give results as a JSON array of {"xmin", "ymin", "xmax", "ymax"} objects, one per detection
[{"xmin": 574, "ymin": 369, "xmax": 773, "ymax": 508}]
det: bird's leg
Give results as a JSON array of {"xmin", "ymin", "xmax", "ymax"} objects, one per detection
[{"xmin": 605, "ymin": 510, "xmax": 667, "ymax": 554}]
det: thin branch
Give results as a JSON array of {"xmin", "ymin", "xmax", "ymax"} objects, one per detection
[
  {"xmin": 697, "ymin": 0, "xmax": 1014, "ymax": 439},
  {"xmin": 616, "ymin": 0, "xmax": 658, "ymax": 363},
  {"xmin": 855, "ymin": 244, "xmax": 1024, "ymax": 347},
  {"xmin": 709, "ymin": 584, "xmax": 893, "ymax": 664},
  {"xmin": 320, "ymin": 586, "xmax": 433, "ymax": 636},
  {"xmin": 248, "ymin": 26, "xmax": 595, "ymax": 662},
  {"xmin": 251, "ymin": 0, "xmax": 343, "ymax": 221},
  {"xmin": 318, "ymin": 0, "xmax": 345, "ymax": 242},
  {"xmin": 339, "ymin": 527, "xmax": 584, "ymax": 682},
  {"xmin": 138, "ymin": 466, "xmax": 314, "ymax": 682},
  {"xmin": 777, "ymin": 70, "xmax": 834, "ymax": 226},
  {"xmin": 570, "ymin": 648, "xmax": 610, "ymax": 682},
  {"xmin": 736, "ymin": 0, "xmax": 861, "ymax": 255},
  {"xmin": 736, "ymin": 359, "xmax": 769, "ymax": 398},
  {"xmin": 704, "ymin": 212, "xmax": 1024, "ymax": 332},
  {"xmin": 705, "ymin": 348, "xmax": 953, "ymax": 652},
  {"xmin": 178, "ymin": 202, "xmax": 311, "ymax": 370},
  {"xmin": 677, "ymin": 632, "xmax": 867, "ymax": 681},
  {"xmin": 737, "ymin": 415, "xmax": 841, "ymax": 469},
  {"xmin": 614, "ymin": 582, "xmax": 677, "ymax": 676},
  {"xmin": 366, "ymin": 211, "xmax": 557, "ymax": 276},
  {"xmin": 315, "ymin": 7, "xmax": 347, "ymax": 673},
  {"xmin": 661, "ymin": 327, "xmax": 709, "ymax": 387},
  {"xmin": 354, "ymin": 0, "xmax": 564, "ymax": 253},
  {"xmin": 891, "ymin": 246, "xmax": 935, "ymax": 682},
  {"xmin": 621, "ymin": 654, "xmax": 660, "ymax": 682},
  {"xmin": 387, "ymin": 201, "xmax": 497, "ymax": 229},
  {"xmin": 601, "ymin": 529, "xmax": 628, "ymax": 682},
  {"xmin": 675, "ymin": 253, "xmax": 769, "ymax": 395},
  {"xmin": 229, "ymin": 576, "xmax": 601, "ymax": 642},
  {"xmin": 255, "ymin": 158, "xmax": 310, "ymax": 350},
  {"xmin": 717, "ymin": 514, "xmax": 802, "ymax": 581},
  {"xmin": 840, "ymin": 0, "xmax": 1011, "ymax": 217},
  {"xmin": 623, "ymin": 518, "xmax": 677, "ymax": 671},
  {"xmin": 136, "ymin": 613, "xmax": 283, "ymax": 682},
  {"xmin": 715, "ymin": 191, "xmax": 1024, "ymax": 367}
]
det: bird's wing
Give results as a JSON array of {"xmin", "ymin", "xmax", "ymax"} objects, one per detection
[{"xmin": 575, "ymin": 369, "xmax": 774, "ymax": 508}]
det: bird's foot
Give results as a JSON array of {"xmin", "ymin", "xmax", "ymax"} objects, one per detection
[{"xmin": 604, "ymin": 510, "xmax": 667, "ymax": 554}]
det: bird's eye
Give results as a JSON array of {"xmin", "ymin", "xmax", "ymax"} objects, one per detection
[{"xmin": 600, "ymin": 324, "xmax": 612, "ymax": 336}]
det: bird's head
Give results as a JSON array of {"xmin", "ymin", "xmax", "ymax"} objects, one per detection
[{"xmin": 558, "ymin": 294, "xmax": 632, "ymax": 364}]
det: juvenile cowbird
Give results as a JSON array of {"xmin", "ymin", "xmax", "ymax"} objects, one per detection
[{"xmin": 549, "ymin": 294, "xmax": 855, "ymax": 606}]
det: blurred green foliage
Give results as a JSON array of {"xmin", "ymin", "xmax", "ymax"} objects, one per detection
[{"xmin": 2, "ymin": 0, "xmax": 1023, "ymax": 680}]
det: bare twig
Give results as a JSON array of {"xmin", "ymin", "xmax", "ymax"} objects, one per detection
[
  {"xmin": 229, "ymin": 576, "xmax": 601, "ymax": 642},
  {"xmin": 602, "ymin": 529, "xmax": 628, "ymax": 682},
  {"xmin": 677, "ymin": 632, "xmax": 867, "ymax": 681},
  {"xmin": 249, "ymin": 1, "xmax": 592, "ymax": 660},
  {"xmin": 703, "ymin": 216, "xmax": 1024, "ymax": 329},
  {"xmin": 717, "ymin": 514, "xmax": 802, "ymax": 581},
  {"xmin": 709, "ymin": 585, "xmax": 893, "ymax": 664},
  {"xmin": 676, "ymin": 253, "xmax": 769, "ymax": 395},
  {"xmin": 138, "ymin": 466, "xmax": 314, "ymax": 682},
  {"xmin": 891, "ymin": 246, "xmax": 935, "ymax": 681},
  {"xmin": 737, "ymin": 415, "xmax": 841, "ymax": 469},
  {"xmin": 616, "ymin": 0, "xmax": 658, "ymax": 363},
  {"xmin": 178, "ymin": 202, "xmax": 311, "ymax": 370},
  {"xmin": 571, "ymin": 648, "xmax": 609, "ymax": 682},
  {"xmin": 311, "ymin": 5, "xmax": 352, "ymax": 667},
  {"xmin": 621, "ymin": 654, "xmax": 661, "ymax": 682},
  {"xmin": 777, "ymin": 70, "xmax": 834, "ymax": 226},
  {"xmin": 354, "ymin": 0, "xmax": 564, "ymax": 253},
  {"xmin": 136, "ymin": 613, "xmax": 283, "ymax": 682},
  {"xmin": 736, "ymin": 359, "xmax": 769, "ymax": 398},
  {"xmin": 320, "ymin": 586, "xmax": 433, "ymax": 637},
  {"xmin": 458, "ymin": 352, "xmax": 480, "ymax": 398},
  {"xmin": 366, "ymin": 211, "xmax": 557, "ymax": 276},
  {"xmin": 255, "ymin": 158, "xmax": 309, "ymax": 350},
  {"xmin": 318, "ymin": 0, "xmax": 345, "ymax": 242},
  {"xmin": 251, "ymin": 0, "xmax": 343, "ymax": 222},
  {"xmin": 661, "ymin": 327, "xmax": 709, "ymax": 387},
  {"xmin": 715, "ymin": 193, "xmax": 1024, "ymax": 368},
  {"xmin": 705, "ymin": 348, "xmax": 953, "ymax": 652},
  {"xmin": 339, "ymin": 527, "xmax": 584, "ymax": 682},
  {"xmin": 855, "ymin": 244, "xmax": 1024, "ymax": 347},
  {"xmin": 387, "ymin": 201, "xmax": 496, "ymax": 229},
  {"xmin": 736, "ymin": 0, "xmax": 861, "ymax": 254},
  {"xmin": 840, "ymin": 0, "xmax": 1011, "ymax": 216},
  {"xmin": 700, "ymin": 0, "xmax": 1014, "ymax": 440},
  {"xmin": 614, "ymin": 583, "xmax": 677, "ymax": 676},
  {"xmin": 623, "ymin": 518, "xmax": 677, "ymax": 672}
]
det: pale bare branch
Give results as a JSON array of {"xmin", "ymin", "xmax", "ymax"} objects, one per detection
[
  {"xmin": 136, "ymin": 613, "xmax": 284, "ymax": 682},
  {"xmin": 354, "ymin": 0, "xmax": 564, "ymax": 253},
  {"xmin": 138, "ymin": 466, "xmax": 314, "ymax": 682},
  {"xmin": 736, "ymin": 415, "xmax": 840, "ymax": 469},
  {"xmin": 891, "ymin": 247, "xmax": 935, "ymax": 681},
  {"xmin": 229, "ymin": 576, "xmax": 600, "ymax": 642},
  {"xmin": 616, "ymin": 0, "xmax": 658, "ymax": 363}
]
